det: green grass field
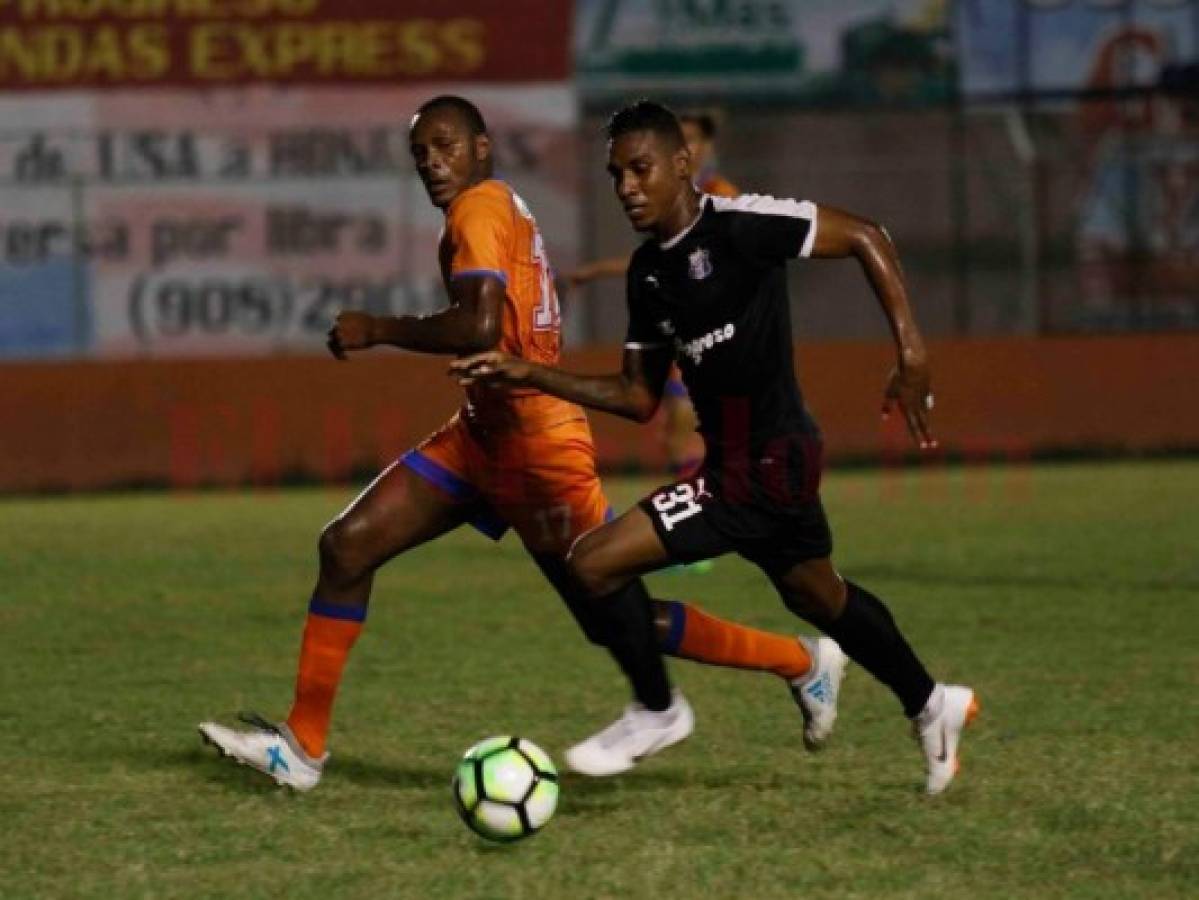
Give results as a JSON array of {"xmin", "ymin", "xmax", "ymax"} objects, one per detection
[{"xmin": 2, "ymin": 461, "xmax": 1197, "ymax": 899}]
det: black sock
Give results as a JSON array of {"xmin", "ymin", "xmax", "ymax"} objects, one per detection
[
  {"xmin": 821, "ymin": 581, "xmax": 935, "ymax": 718},
  {"xmin": 595, "ymin": 579, "xmax": 673, "ymax": 712}
]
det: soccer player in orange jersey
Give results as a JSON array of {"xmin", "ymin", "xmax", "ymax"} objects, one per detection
[
  {"xmin": 198, "ymin": 97, "xmax": 847, "ymax": 790},
  {"xmin": 680, "ymin": 111, "xmax": 738, "ymax": 199}
]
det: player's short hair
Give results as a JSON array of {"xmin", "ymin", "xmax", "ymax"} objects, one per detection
[
  {"xmin": 679, "ymin": 112, "xmax": 718, "ymax": 140},
  {"xmin": 413, "ymin": 95, "xmax": 488, "ymax": 136},
  {"xmin": 606, "ymin": 99, "xmax": 685, "ymax": 149}
]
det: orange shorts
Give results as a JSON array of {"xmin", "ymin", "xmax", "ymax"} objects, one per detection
[{"xmin": 399, "ymin": 412, "xmax": 612, "ymax": 556}]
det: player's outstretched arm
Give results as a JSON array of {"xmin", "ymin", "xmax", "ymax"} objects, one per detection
[
  {"xmin": 451, "ymin": 345, "xmax": 672, "ymax": 423},
  {"xmin": 565, "ymin": 255, "xmax": 632, "ymax": 288},
  {"xmin": 326, "ymin": 274, "xmax": 503, "ymax": 359},
  {"xmin": 810, "ymin": 205, "xmax": 937, "ymax": 450}
]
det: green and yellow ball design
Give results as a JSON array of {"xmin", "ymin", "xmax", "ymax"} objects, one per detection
[{"xmin": 452, "ymin": 736, "xmax": 559, "ymax": 843}]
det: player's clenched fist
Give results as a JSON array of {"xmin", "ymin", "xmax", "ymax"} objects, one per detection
[
  {"xmin": 451, "ymin": 351, "xmax": 532, "ymax": 387},
  {"xmin": 327, "ymin": 311, "xmax": 377, "ymax": 360}
]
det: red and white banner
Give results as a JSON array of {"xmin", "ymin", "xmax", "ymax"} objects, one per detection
[
  {"xmin": 0, "ymin": 3, "xmax": 578, "ymax": 359},
  {"xmin": 0, "ymin": 0, "xmax": 571, "ymax": 90}
]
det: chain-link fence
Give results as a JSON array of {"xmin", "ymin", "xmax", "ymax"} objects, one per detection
[{"xmin": 575, "ymin": 81, "xmax": 1199, "ymax": 344}]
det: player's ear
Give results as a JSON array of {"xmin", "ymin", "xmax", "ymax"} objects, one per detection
[
  {"xmin": 673, "ymin": 145, "xmax": 690, "ymax": 180},
  {"xmin": 474, "ymin": 133, "xmax": 492, "ymax": 164}
]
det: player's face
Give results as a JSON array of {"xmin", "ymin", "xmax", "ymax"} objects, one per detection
[
  {"xmin": 681, "ymin": 120, "xmax": 712, "ymax": 172},
  {"xmin": 607, "ymin": 130, "xmax": 690, "ymax": 233},
  {"xmin": 409, "ymin": 110, "xmax": 490, "ymax": 209}
]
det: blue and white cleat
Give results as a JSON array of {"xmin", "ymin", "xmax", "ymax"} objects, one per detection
[
  {"xmin": 791, "ymin": 637, "xmax": 849, "ymax": 752},
  {"xmin": 198, "ymin": 712, "xmax": 326, "ymax": 792}
]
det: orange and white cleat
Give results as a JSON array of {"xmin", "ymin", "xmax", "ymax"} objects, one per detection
[{"xmin": 913, "ymin": 684, "xmax": 980, "ymax": 795}]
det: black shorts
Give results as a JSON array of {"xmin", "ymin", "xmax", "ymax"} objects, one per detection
[{"xmin": 638, "ymin": 469, "xmax": 832, "ymax": 578}]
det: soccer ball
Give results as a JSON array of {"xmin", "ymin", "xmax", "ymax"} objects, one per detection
[{"xmin": 452, "ymin": 736, "xmax": 559, "ymax": 842}]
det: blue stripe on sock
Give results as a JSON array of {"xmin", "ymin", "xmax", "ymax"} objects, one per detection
[
  {"xmin": 661, "ymin": 600, "xmax": 686, "ymax": 654},
  {"xmin": 308, "ymin": 597, "xmax": 367, "ymax": 622}
]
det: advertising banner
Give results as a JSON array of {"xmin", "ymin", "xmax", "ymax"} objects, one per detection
[
  {"xmin": 956, "ymin": 0, "xmax": 1198, "ymax": 98},
  {"xmin": 0, "ymin": 3, "xmax": 577, "ymax": 359},
  {"xmin": 575, "ymin": 0, "xmax": 952, "ymax": 104},
  {"xmin": 956, "ymin": 1, "xmax": 1199, "ymax": 331},
  {"xmin": 0, "ymin": 0, "xmax": 570, "ymax": 90}
]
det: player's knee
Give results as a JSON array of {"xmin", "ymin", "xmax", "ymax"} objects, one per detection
[
  {"xmin": 779, "ymin": 569, "xmax": 846, "ymax": 624},
  {"xmin": 566, "ymin": 532, "xmax": 619, "ymax": 597},
  {"xmin": 783, "ymin": 590, "xmax": 826, "ymax": 622},
  {"xmin": 318, "ymin": 517, "xmax": 374, "ymax": 583}
]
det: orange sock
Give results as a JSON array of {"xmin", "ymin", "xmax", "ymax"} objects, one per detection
[
  {"xmin": 660, "ymin": 600, "xmax": 811, "ymax": 681},
  {"xmin": 285, "ymin": 598, "xmax": 365, "ymax": 758}
]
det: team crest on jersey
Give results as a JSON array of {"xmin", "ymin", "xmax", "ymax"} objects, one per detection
[
  {"xmin": 657, "ymin": 320, "xmax": 675, "ymax": 336},
  {"xmin": 688, "ymin": 247, "xmax": 712, "ymax": 280}
]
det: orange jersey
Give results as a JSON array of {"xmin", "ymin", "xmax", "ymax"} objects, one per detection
[
  {"xmin": 699, "ymin": 172, "xmax": 738, "ymax": 198},
  {"xmin": 439, "ymin": 179, "xmax": 581, "ymax": 433}
]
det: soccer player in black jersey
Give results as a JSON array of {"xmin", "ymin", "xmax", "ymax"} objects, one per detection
[{"xmin": 455, "ymin": 100, "xmax": 978, "ymax": 794}]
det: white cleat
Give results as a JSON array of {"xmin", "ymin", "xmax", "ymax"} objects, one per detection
[
  {"xmin": 790, "ymin": 637, "xmax": 849, "ymax": 752},
  {"xmin": 565, "ymin": 690, "xmax": 695, "ymax": 777},
  {"xmin": 913, "ymin": 684, "xmax": 980, "ymax": 796},
  {"xmin": 198, "ymin": 712, "xmax": 326, "ymax": 792}
]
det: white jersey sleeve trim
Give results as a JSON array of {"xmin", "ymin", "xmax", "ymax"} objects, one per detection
[
  {"xmin": 709, "ymin": 194, "xmax": 819, "ymax": 258},
  {"xmin": 658, "ymin": 197, "xmax": 709, "ymax": 250}
]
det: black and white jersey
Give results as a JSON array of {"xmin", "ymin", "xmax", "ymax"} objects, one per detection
[{"xmin": 625, "ymin": 193, "xmax": 821, "ymax": 453}]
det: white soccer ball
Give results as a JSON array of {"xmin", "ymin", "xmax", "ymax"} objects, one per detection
[{"xmin": 452, "ymin": 736, "xmax": 559, "ymax": 843}]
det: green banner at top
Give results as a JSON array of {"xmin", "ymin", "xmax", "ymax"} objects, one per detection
[{"xmin": 576, "ymin": 0, "xmax": 953, "ymax": 105}]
